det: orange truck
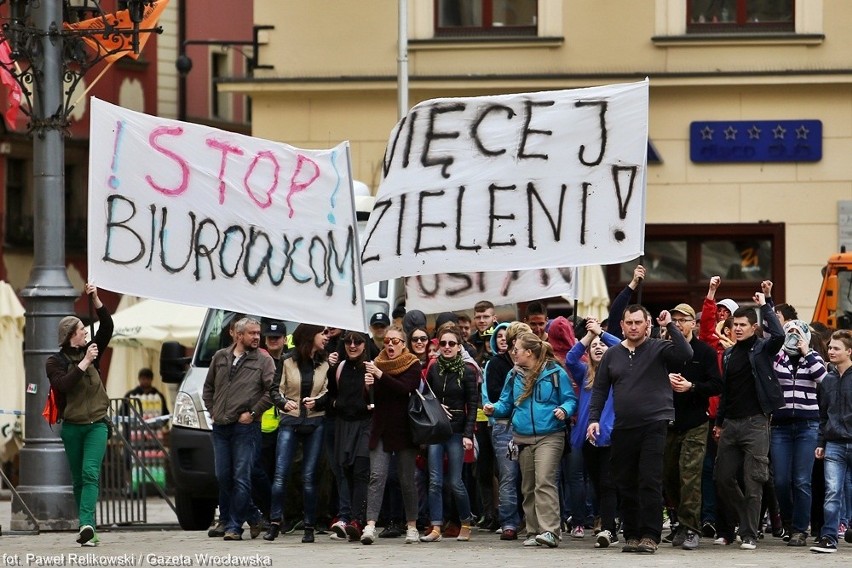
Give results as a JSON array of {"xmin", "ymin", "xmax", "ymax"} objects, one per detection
[{"xmin": 811, "ymin": 251, "xmax": 852, "ymax": 329}]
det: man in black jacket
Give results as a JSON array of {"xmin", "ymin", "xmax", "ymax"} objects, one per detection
[
  {"xmin": 662, "ymin": 303, "xmax": 723, "ymax": 550},
  {"xmin": 713, "ymin": 292, "xmax": 784, "ymax": 550},
  {"xmin": 588, "ymin": 305, "xmax": 693, "ymax": 554}
]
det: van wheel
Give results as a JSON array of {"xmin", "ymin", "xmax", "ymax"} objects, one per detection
[{"xmin": 175, "ymin": 493, "xmax": 216, "ymax": 530}]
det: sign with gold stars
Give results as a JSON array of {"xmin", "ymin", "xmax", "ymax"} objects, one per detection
[{"xmin": 690, "ymin": 120, "xmax": 822, "ymax": 163}]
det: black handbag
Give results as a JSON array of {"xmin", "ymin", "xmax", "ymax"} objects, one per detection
[{"xmin": 408, "ymin": 381, "xmax": 452, "ymax": 445}]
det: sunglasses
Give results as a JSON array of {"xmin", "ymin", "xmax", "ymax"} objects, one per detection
[
  {"xmin": 411, "ymin": 336, "xmax": 429, "ymax": 343},
  {"xmin": 383, "ymin": 337, "xmax": 403, "ymax": 346},
  {"xmin": 345, "ymin": 338, "xmax": 365, "ymax": 346},
  {"xmin": 439, "ymin": 340, "xmax": 458, "ymax": 348}
]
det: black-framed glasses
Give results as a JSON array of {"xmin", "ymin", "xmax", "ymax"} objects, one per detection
[
  {"xmin": 383, "ymin": 337, "xmax": 403, "ymax": 346},
  {"xmin": 439, "ymin": 340, "xmax": 458, "ymax": 348},
  {"xmin": 411, "ymin": 336, "xmax": 429, "ymax": 343}
]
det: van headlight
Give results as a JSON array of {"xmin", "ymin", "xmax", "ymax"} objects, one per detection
[{"xmin": 172, "ymin": 391, "xmax": 200, "ymax": 428}]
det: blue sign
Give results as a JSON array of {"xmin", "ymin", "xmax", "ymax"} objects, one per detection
[{"xmin": 690, "ymin": 120, "xmax": 822, "ymax": 163}]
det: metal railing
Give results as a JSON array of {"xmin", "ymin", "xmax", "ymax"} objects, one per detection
[{"xmin": 98, "ymin": 398, "xmax": 177, "ymax": 527}]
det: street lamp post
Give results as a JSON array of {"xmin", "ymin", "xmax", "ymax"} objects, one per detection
[{"xmin": 0, "ymin": 0, "xmax": 161, "ymax": 530}]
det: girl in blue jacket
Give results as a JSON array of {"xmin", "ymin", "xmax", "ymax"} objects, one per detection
[
  {"xmin": 565, "ymin": 318, "xmax": 619, "ymax": 549},
  {"xmin": 484, "ymin": 332, "xmax": 577, "ymax": 548}
]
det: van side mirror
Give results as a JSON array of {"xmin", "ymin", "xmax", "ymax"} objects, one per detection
[{"xmin": 160, "ymin": 341, "xmax": 191, "ymax": 383}]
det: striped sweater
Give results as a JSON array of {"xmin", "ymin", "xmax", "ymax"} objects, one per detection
[{"xmin": 771, "ymin": 350, "xmax": 827, "ymax": 423}]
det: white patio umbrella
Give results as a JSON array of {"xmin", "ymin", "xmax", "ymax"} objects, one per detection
[
  {"xmin": 0, "ymin": 281, "xmax": 25, "ymax": 464},
  {"xmin": 101, "ymin": 297, "xmax": 205, "ymax": 406},
  {"xmin": 576, "ymin": 265, "xmax": 611, "ymax": 321}
]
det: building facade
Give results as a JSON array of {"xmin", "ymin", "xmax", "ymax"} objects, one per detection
[
  {"xmin": 223, "ymin": 0, "xmax": 851, "ymax": 319},
  {"xmin": 0, "ymin": 0, "xmax": 253, "ymax": 308}
]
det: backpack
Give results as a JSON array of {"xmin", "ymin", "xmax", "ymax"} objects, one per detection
[{"xmin": 42, "ymin": 351, "xmax": 70, "ymax": 426}]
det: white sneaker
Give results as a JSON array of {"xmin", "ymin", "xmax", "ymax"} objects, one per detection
[
  {"xmin": 330, "ymin": 520, "xmax": 347, "ymax": 540},
  {"xmin": 571, "ymin": 526, "xmax": 585, "ymax": 539},
  {"xmin": 714, "ymin": 536, "xmax": 729, "ymax": 545},
  {"xmin": 360, "ymin": 524, "xmax": 376, "ymax": 545},
  {"xmin": 523, "ymin": 535, "xmax": 541, "ymax": 547},
  {"xmin": 740, "ymin": 537, "xmax": 757, "ymax": 550},
  {"xmin": 405, "ymin": 526, "xmax": 420, "ymax": 544},
  {"xmin": 595, "ymin": 530, "xmax": 613, "ymax": 548},
  {"xmin": 76, "ymin": 525, "xmax": 95, "ymax": 545}
]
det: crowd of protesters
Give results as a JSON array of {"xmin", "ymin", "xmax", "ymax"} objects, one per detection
[{"xmin": 194, "ymin": 266, "xmax": 852, "ymax": 554}]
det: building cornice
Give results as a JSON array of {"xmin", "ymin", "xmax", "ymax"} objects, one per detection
[{"xmin": 219, "ymin": 69, "xmax": 852, "ymax": 95}]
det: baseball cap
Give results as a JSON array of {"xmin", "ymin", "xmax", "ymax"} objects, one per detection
[
  {"xmin": 670, "ymin": 303, "xmax": 696, "ymax": 320},
  {"xmin": 262, "ymin": 320, "xmax": 286, "ymax": 337},
  {"xmin": 717, "ymin": 299, "xmax": 739, "ymax": 315},
  {"xmin": 370, "ymin": 312, "xmax": 390, "ymax": 327}
]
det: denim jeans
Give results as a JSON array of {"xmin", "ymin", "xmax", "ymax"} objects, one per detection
[
  {"xmin": 61, "ymin": 421, "xmax": 108, "ymax": 528},
  {"xmin": 491, "ymin": 422, "xmax": 520, "ymax": 530},
  {"xmin": 474, "ymin": 422, "xmax": 496, "ymax": 519},
  {"xmin": 822, "ymin": 441, "xmax": 852, "ymax": 542},
  {"xmin": 427, "ymin": 433, "xmax": 473, "ymax": 525},
  {"xmin": 566, "ymin": 446, "xmax": 587, "ymax": 528},
  {"xmin": 212, "ymin": 421, "xmax": 260, "ymax": 533},
  {"xmin": 715, "ymin": 414, "xmax": 771, "ymax": 540},
  {"xmin": 269, "ymin": 423, "xmax": 325, "ymax": 525},
  {"xmin": 770, "ymin": 419, "xmax": 819, "ymax": 533}
]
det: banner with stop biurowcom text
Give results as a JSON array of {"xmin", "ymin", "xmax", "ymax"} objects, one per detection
[{"xmin": 87, "ymin": 98, "xmax": 368, "ymax": 332}]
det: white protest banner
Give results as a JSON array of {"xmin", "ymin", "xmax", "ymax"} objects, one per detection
[
  {"xmin": 361, "ymin": 80, "xmax": 648, "ymax": 283},
  {"xmin": 88, "ymin": 98, "xmax": 368, "ymax": 331},
  {"xmin": 405, "ymin": 267, "xmax": 578, "ymax": 313}
]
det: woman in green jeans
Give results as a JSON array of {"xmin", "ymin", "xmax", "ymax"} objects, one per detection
[{"xmin": 45, "ymin": 283, "xmax": 113, "ymax": 547}]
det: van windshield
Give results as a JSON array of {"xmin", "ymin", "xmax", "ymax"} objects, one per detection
[{"xmin": 195, "ymin": 310, "xmax": 237, "ymax": 368}]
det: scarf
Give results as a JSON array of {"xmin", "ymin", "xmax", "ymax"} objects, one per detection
[
  {"xmin": 374, "ymin": 346, "xmax": 420, "ymax": 376},
  {"xmin": 437, "ymin": 354, "xmax": 466, "ymax": 379}
]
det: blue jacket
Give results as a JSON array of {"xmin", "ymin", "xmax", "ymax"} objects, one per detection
[
  {"xmin": 492, "ymin": 361, "xmax": 577, "ymax": 438},
  {"xmin": 566, "ymin": 332, "xmax": 619, "ymax": 448}
]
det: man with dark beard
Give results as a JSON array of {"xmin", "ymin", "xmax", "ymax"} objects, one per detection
[{"xmin": 203, "ymin": 317, "xmax": 275, "ymax": 540}]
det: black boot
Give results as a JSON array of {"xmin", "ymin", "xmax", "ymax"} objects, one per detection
[
  {"xmin": 302, "ymin": 527, "xmax": 315, "ymax": 543},
  {"xmin": 263, "ymin": 522, "xmax": 280, "ymax": 541}
]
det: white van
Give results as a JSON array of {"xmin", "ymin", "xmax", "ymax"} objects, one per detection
[{"xmin": 161, "ymin": 188, "xmax": 404, "ymax": 530}]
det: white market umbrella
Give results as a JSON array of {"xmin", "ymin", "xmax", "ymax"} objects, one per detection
[
  {"xmin": 102, "ymin": 298, "xmax": 205, "ymax": 406},
  {"xmin": 0, "ymin": 281, "xmax": 25, "ymax": 464},
  {"xmin": 576, "ymin": 265, "xmax": 611, "ymax": 321}
]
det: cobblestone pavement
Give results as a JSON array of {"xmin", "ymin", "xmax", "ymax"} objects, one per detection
[{"xmin": 1, "ymin": 499, "xmax": 849, "ymax": 567}]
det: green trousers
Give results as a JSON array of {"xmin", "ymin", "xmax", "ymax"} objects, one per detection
[{"xmin": 60, "ymin": 421, "xmax": 108, "ymax": 528}]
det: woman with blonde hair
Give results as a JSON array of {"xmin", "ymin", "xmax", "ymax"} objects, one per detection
[
  {"xmin": 565, "ymin": 318, "xmax": 620, "ymax": 548},
  {"xmin": 484, "ymin": 332, "xmax": 577, "ymax": 548},
  {"xmin": 359, "ymin": 325, "xmax": 423, "ymax": 545}
]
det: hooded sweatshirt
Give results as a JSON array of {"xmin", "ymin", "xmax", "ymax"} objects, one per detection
[{"xmin": 547, "ymin": 316, "xmax": 577, "ymax": 364}]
